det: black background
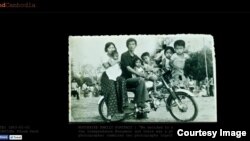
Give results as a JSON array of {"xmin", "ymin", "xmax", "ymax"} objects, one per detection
[{"xmin": 0, "ymin": 1, "xmax": 249, "ymax": 140}]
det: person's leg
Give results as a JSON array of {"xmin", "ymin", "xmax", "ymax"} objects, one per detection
[
  {"xmin": 101, "ymin": 72, "xmax": 118, "ymax": 120},
  {"xmin": 116, "ymin": 76, "xmax": 128, "ymax": 113},
  {"xmin": 126, "ymin": 77, "xmax": 149, "ymax": 108},
  {"xmin": 173, "ymin": 74, "xmax": 180, "ymax": 88},
  {"xmin": 190, "ymin": 87, "xmax": 194, "ymax": 92},
  {"xmin": 209, "ymin": 85, "xmax": 214, "ymax": 96},
  {"xmin": 180, "ymin": 74, "xmax": 186, "ymax": 88},
  {"xmin": 126, "ymin": 77, "xmax": 140, "ymax": 105},
  {"xmin": 107, "ymin": 81, "xmax": 119, "ymax": 118},
  {"xmin": 76, "ymin": 91, "xmax": 80, "ymax": 100},
  {"xmin": 120, "ymin": 77, "xmax": 129, "ymax": 107},
  {"xmin": 114, "ymin": 81, "xmax": 122, "ymax": 113},
  {"xmin": 71, "ymin": 90, "xmax": 76, "ymax": 97},
  {"xmin": 148, "ymin": 74, "xmax": 158, "ymax": 92},
  {"xmin": 136, "ymin": 77, "xmax": 148, "ymax": 108},
  {"xmin": 146, "ymin": 76, "xmax": 159, "ymax": 99}
]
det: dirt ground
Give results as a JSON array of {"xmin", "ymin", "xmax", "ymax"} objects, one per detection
[{"xmin": 70, "ymin": 94, "xmax": 217, "ymax": 123}]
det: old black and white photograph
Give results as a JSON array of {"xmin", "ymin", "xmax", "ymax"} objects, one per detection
[{"xmin": 69, "ymin": 35, "xmax": 216, "ymax": 123}]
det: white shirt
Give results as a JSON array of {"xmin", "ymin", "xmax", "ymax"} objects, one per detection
[
  {"xmin": 71, "ymin": 82, "xmax": 78, "ymax": 90},
  {"xmin": 105, "ymin": 63, "xmax": 122, "ymax": 81},
  {"xmin": 101, "ymin": 54, "xmax": 122, "ymax": 81},
  {"xmin": 170, "ymin": 53, "xmax": 189, "ymax": 75}
]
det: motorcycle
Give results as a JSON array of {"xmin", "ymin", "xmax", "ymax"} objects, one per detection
[{"xmin": 98, "ymin": 69, "xmax": 198, "ymax": 122}]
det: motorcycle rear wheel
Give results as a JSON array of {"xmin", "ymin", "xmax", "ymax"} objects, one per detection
[{"xmin": 98, "ymin": 98, "xmax": 126, "ymax": 122}]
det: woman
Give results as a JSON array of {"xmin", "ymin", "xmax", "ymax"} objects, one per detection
[{"xmin": 100, "ymin": 42, "xmax": 127, "ymax": 121}]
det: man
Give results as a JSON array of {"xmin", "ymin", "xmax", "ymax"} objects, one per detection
[{"xmin": 120, "ymin": 38, "xmax": 150, "ymax": 113}]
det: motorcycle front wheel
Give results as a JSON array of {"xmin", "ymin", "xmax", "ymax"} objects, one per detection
[{"xmin": 167, "ymin": 92, "xmax": 198, "ymax": 122}]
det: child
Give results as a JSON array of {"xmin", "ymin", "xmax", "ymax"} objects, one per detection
[
  {"xmin": 132, "ymin": 58, "xmax": 151, "ymax": 111},
  {"xmin": 141, "ymin": 52, "xmax": 158, "ymax": 74},
  {"xmin": 132, "ymin": 58, "xmax": 155, "ymax": 90},
  {"xmin": 170, "ymin": 40, "xmax": 189, "ymax": 88},
  {"xmin": 162, "ymin": 46, "xmax": 175, "ymax": 76},
  {"xmin": 105, "ymin": 50, "xmax": 122, "ymax": 81},
  {"xmin": 141, "ymin": 52, "xmax": 160, "ymax": 97},
  {"xmin": 132, "ymin": 58, "xmax": 145, "ymax": 78}
]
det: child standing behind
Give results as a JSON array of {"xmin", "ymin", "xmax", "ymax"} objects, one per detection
[
  {"xmin": 162, "ymin": 46, "xmax": 175, "ymax": 76},
  {"xmin": 170, "ymin": 40, "xmax": 189, "ymax": 88}
]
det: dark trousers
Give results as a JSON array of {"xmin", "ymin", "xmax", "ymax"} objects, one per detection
[
  {"xmin": 116, "ymin": 76, "xmax": 128, "ymax": 113},
  {"xmin": 209, "ymin": 85, "xmax": 214, "ymax": 96},
  {"xmin": 126, "ymin": 77, "xmax": 149, "ymax": 108},
  {"xmin": 71, "ymin": 90, "xmax": 80, "ymax": 100}
]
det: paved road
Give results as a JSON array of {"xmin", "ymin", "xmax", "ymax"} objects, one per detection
[{"xmin": 70, "ymin": 94, "xmax": 216, "ymax": 123}]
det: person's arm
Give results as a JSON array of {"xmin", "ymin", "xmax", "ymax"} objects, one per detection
[
  {"xmin": 126, "ymin": 66, "xmax": 146, "ymax": 78},
  {"xmin": 153, "ymin": 50, "xmax": 163, "ymax": 61},
  {"xmin": 169, "ymin": 59, "xmax": 174, "ymax": 69},
  {"xmin": 121, "ymin": 54, "xmax": 146, "ymax": 78},
  {"xmin": 150, "ymin": 61, "xmax": 160, "ymax": 72},
  {"xmin": 163, "ymin": 58, "xmax": 172, "ymax": 72},
  {"xmin": 102, "ymin": 58, "xmax": 119, "ymax": 69},
  {"xmin": 185, "ymin": 53, "xmax": 190, "ymax": 59},
  {"xmin": 102, "ymin": 62, "xmax": 110, "ymax": 69},
  {"xmin": 169, "ymin": 54, "xmax": 176, "ymax": 69},
  {"xmin": 108, "ymin": 58, "xmax": 119, "ymax": 66},
  {"xmin": 101, "ymin": 55, "xmax": 111, "ymax": 69},
  {"xmin": 162, "ymin": 58, "xmax": 169, "ymax": 72}
]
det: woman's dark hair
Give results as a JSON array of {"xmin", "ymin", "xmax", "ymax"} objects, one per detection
[
  {"xmin": 141, "ymin": 52, "xmax": 150, "ymax": 60},
  {"xmin": 174, "ymin": 40, "xmax": 185, "ymax": 48},
  {"xmin": 104, "ymin": 42, "xmax": 117, "ymax": 52},
  {"xmin": 164, "ymin": 46, "xmax": 175, "ymax": 54},
  {"xmin": 126, "ymin": 38, "xmax": 137, "ymax": 47}
]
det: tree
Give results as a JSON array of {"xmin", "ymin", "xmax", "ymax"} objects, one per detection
[
  {"xmin": 184, "ymin": 47, "xmax": 214, "ymax": 83},
  {"xmin": 83, "ymin": 77, "xmax": 94, "ymax": 86}
]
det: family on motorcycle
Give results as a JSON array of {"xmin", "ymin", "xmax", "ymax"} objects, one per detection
[{"xmin": 100, "ymin": 38, "xmax": 189, "ymax": 121}]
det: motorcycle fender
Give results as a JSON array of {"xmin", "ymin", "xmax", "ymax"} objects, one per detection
[
  {"xmin": 175, "ymin": 89, "xmax": 195, "ymax": 97},
  {"xmin": 98, "ymin": 96, "xmax": 104, "ymax": 104}
]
